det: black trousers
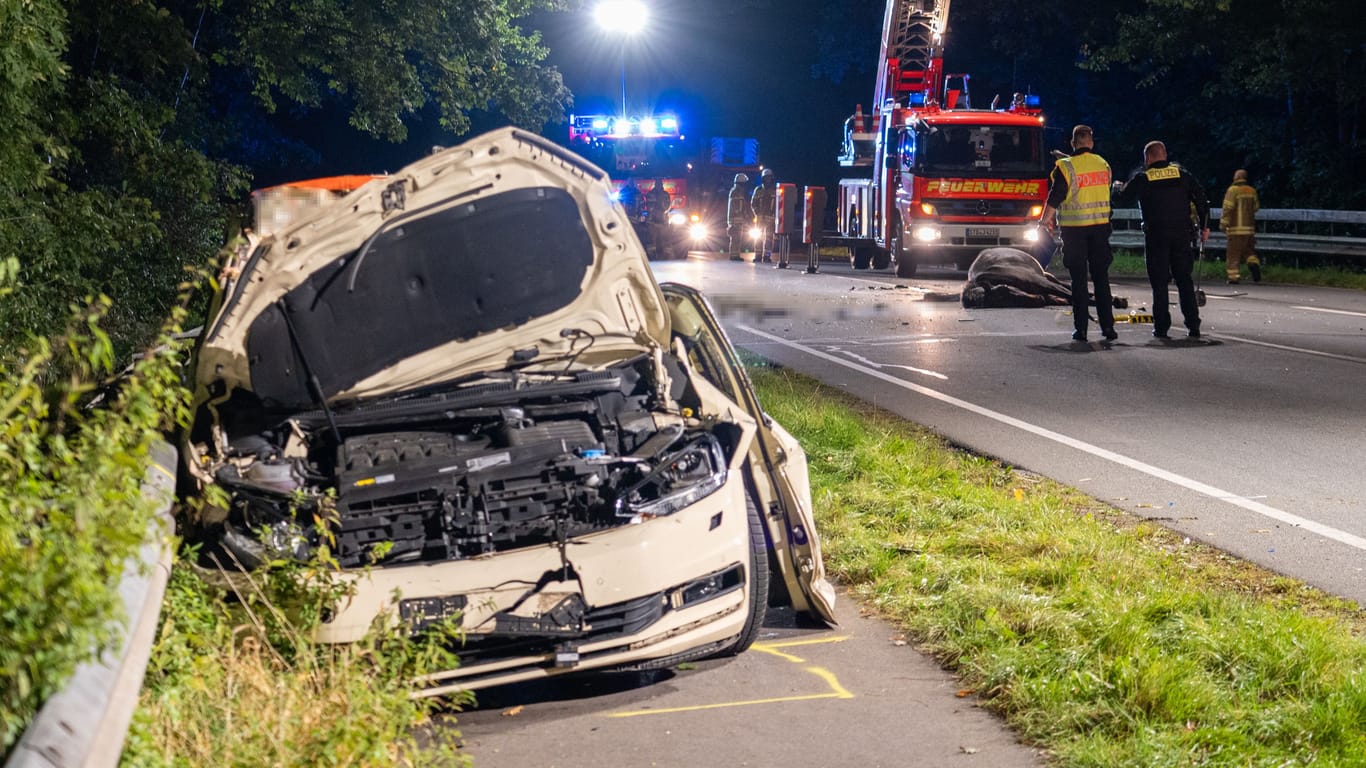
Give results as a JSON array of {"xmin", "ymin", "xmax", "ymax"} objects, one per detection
[
  {"xmin": 1060, "ymin": 224, "xmax": 1115, "ymax": 334},
  {"xmin": 1143, "ymin": 228, "xmax": 1201, "ymax": 334}
]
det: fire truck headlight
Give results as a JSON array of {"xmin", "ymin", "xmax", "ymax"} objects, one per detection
[
  {"xmin": 668, "ymin": 211, "xmax": 687, "ymax": 226},
  {"xmin": 1023, "ymin": 227, "xmax": 1042, "ymax": 243},
  {"xmin": 749, "ymin": 226, "xmax": 763, "ymax": 240},
  {"xmin": 689, "ymin": 223, "xmax": 709, "ymax": 242},
  {"xmin": 913, "ymin": 225, "xmax": 941, "ymax": 242},
  {"xmin": 919, "ymin": 202, "xmax": 937, "ymax": 216},
  {"xmin": 1028, "ymin": 205, "xmax": 1044, "ymax": 218}
]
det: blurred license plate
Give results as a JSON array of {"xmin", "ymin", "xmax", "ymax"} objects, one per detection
[{"xmin": 966, "ymin": 227, "xmax": 999, "ymax": 237}]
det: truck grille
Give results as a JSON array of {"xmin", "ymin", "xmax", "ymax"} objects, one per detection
[{"xmin": 929, "ymin": 198, "xmax": 1035, "ymax": 218}]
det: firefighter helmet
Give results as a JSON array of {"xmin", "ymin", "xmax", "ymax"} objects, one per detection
[
  {"xmin": 734, "ymin": 173, "xmax": 749, "ymax": 184},
  {"xmin": 761, "ymin": 168, "xmax": 774, "ymax": 179}
]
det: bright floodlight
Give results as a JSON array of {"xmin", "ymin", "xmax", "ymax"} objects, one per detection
[{"xmin": 594, "ymin": 1, "xmax": 648, "ymax": 34}]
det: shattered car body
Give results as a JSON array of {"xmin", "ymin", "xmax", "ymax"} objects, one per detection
[{"xmin": 183, "ymin": 127, "xmax": 836, "ymax": 694}]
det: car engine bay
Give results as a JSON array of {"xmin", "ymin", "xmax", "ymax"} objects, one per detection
[{"xmin": 193, "ymin": 354, "xmax": 740, "ymax": 570}]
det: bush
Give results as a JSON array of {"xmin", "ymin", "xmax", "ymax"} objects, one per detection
[{"xmin": 0, "ymin": 267, "xmax": 192, "ymax": 752}]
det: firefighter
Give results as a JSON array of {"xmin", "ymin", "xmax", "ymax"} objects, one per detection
[
  {"xmin": 1039, "ymin": 125, "xmax": 1117, "ymax": 343},
  {"xmin": 643, "ymin": 179, "xmax": 672, "ymax": 259},
  {"xmin": 1221, "ymin": 169, "xmax": 1261, "ymax": 284},
  {"xmin": 727, "ymin": 173, "xmax": 752, "ymax": 261},
  {"xmin": 750, "ymin": 168, "xmax": 778, "ymax": 263},
  {"xmin": 1115, "ymin": 140, "xmax": 1210, "ymax": 339}
]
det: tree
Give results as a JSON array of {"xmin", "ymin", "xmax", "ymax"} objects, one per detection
[{"xmin": 1, "ymin": 0, "xmax": 576, "ymax": 355}]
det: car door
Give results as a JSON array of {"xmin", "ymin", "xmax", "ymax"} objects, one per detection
[{"xmin": 660, "ymin": 283, "xmax": 837, "ymax": 625}]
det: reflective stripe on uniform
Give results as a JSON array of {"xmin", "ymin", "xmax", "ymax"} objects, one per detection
[{"xmin": 1058, "ymin": 153, "xmax": 1112, "ymax": 227}]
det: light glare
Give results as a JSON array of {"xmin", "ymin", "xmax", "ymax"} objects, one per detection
[{"xmin": 595, "ymin": 1, "xmax": 648, "ymax": 34}]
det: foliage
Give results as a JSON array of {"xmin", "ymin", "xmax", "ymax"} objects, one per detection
[
  {"xmin": 0, "ymin": 282, "xmax": 192, "ymax": 752},
  {"xmin": 751, "ymin": 364, "xmax": 1366, "ymax": 767},
  {"xmin": 1, "ymin": 0, "xmax": 575, "ymax": 357},
  {"xmin": 122, "ymin": 550, "xmax": 473, "ymax": 767}
]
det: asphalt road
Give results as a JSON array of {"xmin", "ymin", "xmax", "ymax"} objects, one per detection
[
  {"xmin": 456, "ymin": 594, "xmax": 1042, "ymax": 768},
  {"xmin": 653, "ymin": 252, "xmax": 1366, "ymax": 606}
]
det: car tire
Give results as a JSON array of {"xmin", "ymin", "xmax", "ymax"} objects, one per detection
[{"xmin": 723, "ymin": 491, "xmax": 771, "ymax": 656}]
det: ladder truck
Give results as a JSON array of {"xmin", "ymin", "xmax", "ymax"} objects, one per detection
[{"xmin": 835, "ymin": 0, "xmax": 1052, "ymax": 277}]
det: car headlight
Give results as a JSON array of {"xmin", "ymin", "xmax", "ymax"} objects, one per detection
[
  {"xmin": 1023, "ymin": 227, "xmax": 1041, "ymax": 242},
  {"xmin": 617, "ymin": 435, "xmax": 728, "ymax": 519},
  {"xmin": 913, "ymin": 225, "xmax": 941, "ymax": 242},
  {"xmin": 668, "ymin": 211, "xmax": 687, "ymax": 226},
  {"xmin": 690, "ymin": 223, "xmax": 709, "ymax": 241}
]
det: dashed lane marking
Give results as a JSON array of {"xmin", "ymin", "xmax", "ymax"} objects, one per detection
[
  {"xmin": 1293, "ymin": 305, "xmax": 1366, "ymax": 318},
  {"xmin": 605, "ymin": 636, "xmax": 854, "ymax": 717},
  {"xmin": 736, "ymin": 323, "xmax": 1366, "ymax": 554}
]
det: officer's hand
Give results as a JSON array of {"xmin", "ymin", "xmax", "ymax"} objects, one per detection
[
  {"xmin": 1200, "ymin": 227, "xmax": 1211, "ymax": 242},
  {"xmin": 1111, "ymin": 180, "xmax": 1123, "ymax": 193}
]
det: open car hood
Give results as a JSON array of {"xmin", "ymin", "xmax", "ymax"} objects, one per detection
[{"xmin": 196, "ymin": 128, "xmax": 670, "ymax": 409}]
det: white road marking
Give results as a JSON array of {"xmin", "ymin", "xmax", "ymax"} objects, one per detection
[
  {"xmin": 737, "ymin": 324, "xmax": 1366, "ymax": 553},
  {"xmin": 833, "ymin": 347, "xmax": 949, "ymax": 380},
  {"xmin": 1293, "ymin": 305, "xmax": 1366, "ymax": 318},
  {"xmin": 1217, "ymin": 334, "xmax": 1366, "ymax": 365}
]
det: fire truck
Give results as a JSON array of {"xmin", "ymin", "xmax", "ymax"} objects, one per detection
[
  {"xmin": 836, "ymin": 0, "xmax": 1051, "ymax": 277},
  {"xmin": 567, "ymin": 114, "xmax": 761, "ymax": 257}
]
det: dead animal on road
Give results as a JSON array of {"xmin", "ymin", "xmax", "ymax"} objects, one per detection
[{"xmin": 961, "ymin": 247, "xmax": 1127, "ymax": 310}]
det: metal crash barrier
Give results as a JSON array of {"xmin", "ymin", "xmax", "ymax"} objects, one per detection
[{"xmin": 6, "ymin": 439, "xmax": 177, "ymax": 768}]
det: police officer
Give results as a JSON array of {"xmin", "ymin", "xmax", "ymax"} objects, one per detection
[
  {"xmin": 727, "ymin": 173, "xmax": 752, "ymax": 261},
  {"xmin": 1039, "ymin": 125, "xmax": 1117, "ymax": 343},
  {"xmin": 750, "ymin": 169, "xmax": 778, "ymax": 263},
  {"xmin": 643, "ymin": 179, "xmax": 672, "ymax": 259},
  {"xmin": 1115, "ymin": 140, "xmax": 1210, "ymax": 338}
]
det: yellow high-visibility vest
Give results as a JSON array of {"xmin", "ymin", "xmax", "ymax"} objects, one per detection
[{"xmin": 1057, "ymin": 152, "xmax": 1112, "ymax": 227}]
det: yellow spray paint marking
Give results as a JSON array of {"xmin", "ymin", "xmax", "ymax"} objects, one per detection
[
  {"xmin": 605, "ymin": 636, "xmax": 854, "ymax": 718},
  {"xmin": 750, "ymin": 635, "xmax": 852, "ymax": 663}
]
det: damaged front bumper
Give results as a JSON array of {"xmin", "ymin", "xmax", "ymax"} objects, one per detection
[{"xmin": 318, "ymin": 473, "xmax": 755, "ymax": 693}]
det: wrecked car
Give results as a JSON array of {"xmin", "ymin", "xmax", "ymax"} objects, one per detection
[{"xmin": 181, "ymin": 127, "xmax": 836, "ymax": 694}]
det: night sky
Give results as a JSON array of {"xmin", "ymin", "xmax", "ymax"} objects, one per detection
[
  {"xmin": 530, "ymin": 0, "xmax": 877, "ymax": 193},
  {"xmin": 528, "ymin": 0, "xmax": 1071, "ymax": 194}
]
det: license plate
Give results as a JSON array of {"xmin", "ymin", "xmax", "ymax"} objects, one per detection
[{"xmin": 966, "ymin": 227, "xmax": 999, "ymax": 237}]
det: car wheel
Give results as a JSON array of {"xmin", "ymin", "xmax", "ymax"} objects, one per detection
[{"xmin": 723, "ymin": 491, "xmax": 771, "ymax": 656}]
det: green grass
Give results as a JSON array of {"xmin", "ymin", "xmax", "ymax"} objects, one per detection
[
  {"xmin": 1106, "ymin": 250, "xmax": 1366, "ymax": 291},
  {"xmin": 750, "ymin": 364, "xmax": 1366, "ymax": 767}
]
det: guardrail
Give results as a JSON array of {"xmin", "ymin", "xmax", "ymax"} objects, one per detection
[
  {"xmin": 1111, "ymin": 209, "xmax": 1366, "ymax": 258},
  {"xmin": 6, "ymin": 439, "xmax": 177, "ymax": 768}
]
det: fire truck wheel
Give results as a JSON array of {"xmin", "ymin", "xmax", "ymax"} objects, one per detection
[
  {"xmin": 896, "ymin": 249, "xmax": 919, "ymax": 278},
  {"xmin": 851, "ymin": 246, "xmax": 873, "ymax": 270},
  {"xmin": 871, "ymin": 248, "xmax": 891, "ymax": 270}
]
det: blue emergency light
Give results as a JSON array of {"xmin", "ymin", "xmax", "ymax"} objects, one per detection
[
  {"xmin": 1025, "ymin": 94, "xmax": 1041, "ymax": 108},
  {"xmin": 908, "ymin": 92, "xmax": 928, "ymax": 107}
]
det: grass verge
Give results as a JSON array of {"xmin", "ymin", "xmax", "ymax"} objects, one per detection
[
  {"xmin": 123, "ymin": 555, "xmax": 473, "ymax": 767},
  {"xmin": 750, "ymin": 364, "xmax": 1366, "ymax": 767}
]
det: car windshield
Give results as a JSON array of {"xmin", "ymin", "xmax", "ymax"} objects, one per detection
[
  {"xmin": 918, "ymin": 124, "xmax": 1046, "ymax": 174},
  {"xmin": 242, "ymin": 186, "xmax": 595, "ymax": 408}
]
